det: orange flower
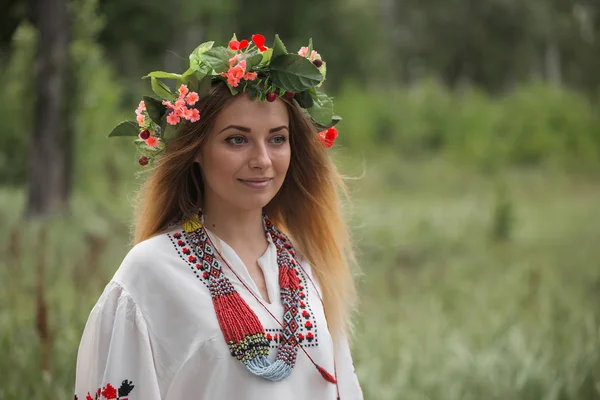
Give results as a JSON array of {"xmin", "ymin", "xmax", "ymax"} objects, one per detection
[
  {"xmin": 186, "ymin": 92, "xmax": 199, "ymax": 105},
  {"xmin": 145, "ymin": 136, "xmax": 159, "ymax": 147},
  {"xmin": 190, "ymin": 108, "xmax": 201, "ymax": 122},
  {"xmin": 243, "ymin": 71, "xmax": 257, "ymax": 81},
  {"xmin": 178, "ymin": 84, "xmax": 189, "ymax": 97},
  {"xmin": 183, "ymin": 108, "xmax": 194, "ymax": 120},
  {"xmin": 166, "ymin": 112, "xmax": 180, "ymax": 125},
  {"xmin": 174, "ymin": 106, "xmax": 186, "ymax": 117},
  {"xmin": 221, "ymin": 59, "xmax": 246, "ymax": 87}
]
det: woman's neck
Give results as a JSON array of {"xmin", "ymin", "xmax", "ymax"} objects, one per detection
[{"xmin": 201, "ymin": 202, "xmax": 266, "ymax": 251}]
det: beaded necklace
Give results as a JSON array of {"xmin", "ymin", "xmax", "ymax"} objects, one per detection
[{"xmin": 182, "ymin": 212, "xmax": 337, "ymax": 385}]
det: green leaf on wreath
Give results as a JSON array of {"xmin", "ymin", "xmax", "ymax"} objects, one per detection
[
  {"xmin": 307, "ymin": 91, "xmax": 334, "ymax": 126},
  {"xmin": 271, "ymin": 34, "xmax": 288, "ymax": 60},
  {"xmin": 161, "ymin": 121, "xmax": 179, "ymax": 142},
  {"xmin": 151, "ymin": 77, "xmax": 175, "ymax": 100},
  {"xmin": 203, "ymin": 47, "xmax": 235, "ymax": 74},
  {"xmin": 143, "ymin": 96, "xmax": 166, "ymax": 125},
  {"xmin": 108, "ymin": 121, "xmax": 139, "ymax": 137},
  {"xmin": 189, "ymin": 41, "xmax": 214, "ymax": 71},
  {"xmin": 294, "ymin": 90, "xmax": 314, "ymax": 109},
  {"xmin": 143, "ymin": 71, "xmax": 182, "ymax": 80},
  {"xmin": 193, "ymin": 41, "xmax": 214, "ymax": 56},
  {"xmin": 270, "ymin": 54, "xmax": 323, "ymax": 92},
  {"xmin": 196, "ymin": 73, "xmax": 212, "ymax": 98},
  {"xmin": 245, "ymin": 53, "xmax": 263, "ymax": 72},
  {"xmin": 259, "ymin": 48, "xmax": 273, "ymax": 66}
]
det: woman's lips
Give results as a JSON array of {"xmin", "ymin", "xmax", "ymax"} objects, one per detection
[{"xmin": 238, "ymin": 178, "xmax": 272, "ymax": 189}]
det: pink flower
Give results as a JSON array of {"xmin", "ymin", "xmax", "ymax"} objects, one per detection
[
  {"xmin": 145, "ymin": 136, "xmax": 159, "ymax": 147},
  {"xmin": 183, "ymin": 108, "xmax": 194, "ymax": 120},
  {"xmin": 190, "ymin": 108, "xmax": 200, "ymax": 122},
  {"xmin": 229, "ymin": 54, "xmax": 241, "ymax": 67},
  {"xmin": 178, "ymin": 84, "xmax": 189, "ymax": 97},
  {"xmin": 166, "ymin": 112, "xmax": 180, "ymax": 125},
  {"xmin": 243, "ymin": 71, "xmax": 257, "ymax": 81},
  {"xmin": 298, "ymin": 47, "xmax": 309, "ymax": 57},
  {"xmin": 175, "ymin": 99, "xmax": 186, "ymax": 108},
  {"xmin": 298, "ymin": 47, "xmax": 320, "ymax": 61},
  {"xmin": 186, "ymin": 92, "xmax": 199, "ymax": 105},
  {"xmin": 162, "ymin": 100, "xmax": 173, "ymax": 108},
  {"xmin": 136, "ymin": 100, "xmax": 146, "ymax": 113},
  {"xmin": 136, "ymin": 114, "xmax": 145, "ymax": 126},
  {"xmin": 174, "ymin": 106, "xmax": 186, "ymax": 117},
  {"xmin": 221, "ymin": 60, "xmax": 246, "ymax": 87}
]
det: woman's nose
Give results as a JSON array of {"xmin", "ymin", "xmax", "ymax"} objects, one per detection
[{"xmin": 248, "ymin": 143, "xmax": 272, "ymax": 170}]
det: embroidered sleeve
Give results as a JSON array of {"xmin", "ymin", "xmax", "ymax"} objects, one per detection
[{"xmin": 74, "ymin": 282, "xmax": 161, "ymax": 400}]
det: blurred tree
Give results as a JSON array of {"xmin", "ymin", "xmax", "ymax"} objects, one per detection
[{"xmin": 25, "ymin": 0, "xmax": 72, "ymax": 217}]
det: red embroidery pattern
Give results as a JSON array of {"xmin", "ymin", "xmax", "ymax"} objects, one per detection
[{"xmin": 74, "ymin": 380, "xmax": 134, "ymax": 400}]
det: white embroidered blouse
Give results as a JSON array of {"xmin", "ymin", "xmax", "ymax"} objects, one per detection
[{"xmin": 73, "ymin": 225, "xmax": 363, "ymax": 400}]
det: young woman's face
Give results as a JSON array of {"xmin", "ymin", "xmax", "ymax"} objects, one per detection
[{"xmin": 196, "ymin": 94, "xmax": 291, "ymax": 212}]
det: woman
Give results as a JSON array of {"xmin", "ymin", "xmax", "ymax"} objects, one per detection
[{"xmin": 74, "ymin": 34, "xmax": 362, "ymax": 399}]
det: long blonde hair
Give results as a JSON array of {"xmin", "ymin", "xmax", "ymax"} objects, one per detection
[{"xmin": 133, "ymin": 82, "xmax": 358, "ymax": 338}]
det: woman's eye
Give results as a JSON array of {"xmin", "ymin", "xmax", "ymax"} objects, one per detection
[
  {"xmin": 271, "ymin": 136, "xmax": 287, "ymax": 144},
  {"xmin": 226, "ymin": 136, "xmax": 246, "ymax": 145}
]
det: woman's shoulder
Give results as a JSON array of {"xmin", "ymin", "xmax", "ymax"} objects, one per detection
[{"xmin": 110, "ymin": 225, "xmax": 189, "ymax": 303}]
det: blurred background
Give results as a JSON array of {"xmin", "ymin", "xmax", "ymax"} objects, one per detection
[{"xmin": 1, "ymin": 0, "xmax": 600, "ymax": 398}]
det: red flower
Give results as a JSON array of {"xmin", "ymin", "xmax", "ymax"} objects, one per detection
[
  {"xmin": 239, "ymin": 39, "xmax": 249, "ymax": 49},
  {"xmin": 319, "ymin": 127, "xmax": 338, "ymax": 148},
  {"xmin": 86, "ymin": 393, "xmax": 93, "ymax": 400},
  {"xmin": 305, "ymin": 321, "xmax": 313, "ymax": 328},
  {"xmin": 229, "ymin": 40, "xmax": 240, "ymax": 50},
  {"xmin": 252, "ymin": 34, "xmax": 267, "ymax": 52},
  {"xmin": 101, "ymin": 384, "xmax": 117, "ymax": 399},
  {"xmin": 302, "ymin": 310, "xmax": 310, "ymax": 318},
  {"xmin": 203, "ymin": 271, "xmax": 209, "ymax": 279},
  {"xmin": 173, "ymin": 233, "xmax": 182, "ymax": 239},
  {"xmin": 300, "ymin": 301, "xmax": 306, "ymax": 308},
  {"xmin": 177, "ymin": 240, "xmax": 184, "ymax": 246},
  {"xmin": 188, "ymin": 255, "xmax": 197, "ymax": 263},
  {"xmin": 297, "ymin": 333, "xmax": 304, "ymax": 339},
  {"xmin": 266, "ymin": 333, "xmax": 272, "ymax": 340},
  {"xmin": 307, "ymin": 332, "xmax": 314, "ymax": 339},
  {"xmin": 182, "ymin": 247, "xmax": 190, "ymax": 254}
]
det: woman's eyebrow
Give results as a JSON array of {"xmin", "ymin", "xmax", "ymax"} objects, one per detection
[{"xmin": 218, "ymin": 125, "xmax": 289, "ymax": 134}]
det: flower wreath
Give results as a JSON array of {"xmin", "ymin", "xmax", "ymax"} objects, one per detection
[{"xmin": 108, "ymin": 34, "xmax": 341, "ymax": 166}]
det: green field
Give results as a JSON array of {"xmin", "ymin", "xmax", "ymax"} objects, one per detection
[{"xmin": 1, "ymin": 158, "xmax": 599, "ymax": 399}]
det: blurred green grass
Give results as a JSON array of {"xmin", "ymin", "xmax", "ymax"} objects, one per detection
[{"xmin": 2, "ymin": 158, "xmax": 600, "ymax": 399}]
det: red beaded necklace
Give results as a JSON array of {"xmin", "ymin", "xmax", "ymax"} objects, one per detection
[{"xmin": 182, "ymin": 212, "xmax": 339, "ymax": 391}]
